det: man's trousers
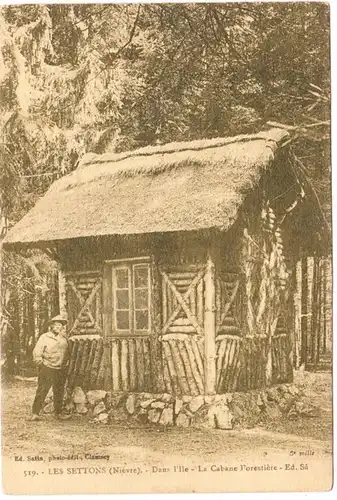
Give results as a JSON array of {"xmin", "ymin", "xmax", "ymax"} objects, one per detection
[{"xmin": 32, "ymin": 365, "xmax": 67, "ymax": 415}]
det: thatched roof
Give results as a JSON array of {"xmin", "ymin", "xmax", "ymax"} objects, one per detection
[{"xmin": 4, "ymin": 128, "xmax": 289, "ymax": 246}]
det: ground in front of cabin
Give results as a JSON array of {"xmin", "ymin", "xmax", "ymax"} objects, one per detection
[
  {"xmin": 1, "ymin": 371, "xmax": 332, "ymax": 493},
  {"xmin": 2, "ymin": 373, "xmax": 332, "ymax": 494}
]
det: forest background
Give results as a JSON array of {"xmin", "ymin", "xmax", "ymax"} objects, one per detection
[{"xmin": 0, "ymin": 2, "xmax": 331, "ymax": 371}]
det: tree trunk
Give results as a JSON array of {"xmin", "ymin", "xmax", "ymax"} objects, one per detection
[
  {"xmin": 301, "ymin": 257, "xmax": 308, "ymax": 367},
  {"xmin": 0, "ymin": 200, "xmax": 9, "ymax": 364},
  {"xmin": 293, "ymin": 260, "xmax": 302, "ymax": 369}
]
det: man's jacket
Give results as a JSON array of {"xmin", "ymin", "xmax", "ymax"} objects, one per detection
[{"xmin": 33, "ymin": 332, "xmax": 69, "ymax": 370}]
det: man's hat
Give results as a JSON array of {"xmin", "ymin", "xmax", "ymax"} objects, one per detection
[{"xmin": 48, "ymin": 314, "xmax": 68, "ymax": 325}]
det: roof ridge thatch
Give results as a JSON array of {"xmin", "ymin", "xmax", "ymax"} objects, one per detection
[
  {"xmin": 53, "ymin": 128, "xmax": 288, "ymax": 191},
  {"xmin": 78, "ymin": 128, "xmax": 288, "ymax": 169},
  {"xmin": 4, "ymin": 127, "xmax": 291, "ymax": 246}
]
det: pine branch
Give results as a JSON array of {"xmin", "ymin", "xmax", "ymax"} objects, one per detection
[
  {"xmin": 73, "ymin": 5, "xmax": 112, "ymax": 27},
  {"xmin": 267, "ymin": 120, "xmax": 330, "ymax": 131},
  {"xmin": 292, "ymin": 153, "xmax": 331, "ymax": 234},
  {"xmin": 84, "ymin": 4, "xmax": 141, "ymax": 87}
]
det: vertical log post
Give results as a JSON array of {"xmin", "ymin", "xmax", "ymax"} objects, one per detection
[
  {"xmin": 103, "ymin": 339, "xmax": 112, "ymax": 391},
  {"xmin": 58, "ymin": 267, "xmax": 67, "ymax": 317},
  {"xmin": 103, "ymin": 264, "xmax": 113, "ymax": 389},
  {"xmin": 204, "ymin": 254, "xmax": 216, "ymax": 395},
  {"xmin": 103, "ymin": 265, "xmax": 113, "ymax": 338},
  {"xmin": 150, "ymin": 256, "xmax": 165, "ymax": 393}
]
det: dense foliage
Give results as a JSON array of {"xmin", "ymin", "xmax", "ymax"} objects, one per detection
[
  {"xmin": 0, "ymin": 2, "xmax": 331, "ymax": 369},
  {"xmin": 0, "ymin": 3, "xmax": 330, "ymax": 225}
]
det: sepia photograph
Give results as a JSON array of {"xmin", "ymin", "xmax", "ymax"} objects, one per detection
[{"xmin": 0, "ymin": 1, "xmax": 333, "ymax": 494}]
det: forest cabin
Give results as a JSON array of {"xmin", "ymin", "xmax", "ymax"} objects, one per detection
[{"xmin": 3, "ymin": 128, "xmax": 328, "ymax": 396}]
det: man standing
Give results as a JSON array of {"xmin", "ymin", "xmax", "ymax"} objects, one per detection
[{"xmin": 31, "ymin": 315, "xmax": 71, "ymax": 421}]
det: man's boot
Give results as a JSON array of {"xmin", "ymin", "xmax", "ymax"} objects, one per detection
[
  {"xmin": 30, "ymin": 414, "xmax": 42, "ymax": 421},
  {"xmin": 55, "ymin": 413, "xmax": 71, "ymax": 421}
]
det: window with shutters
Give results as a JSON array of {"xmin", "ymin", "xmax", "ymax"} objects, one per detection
[{"xmin": 106, "ymin": 259, "xmax": 151, "ymax": 336}]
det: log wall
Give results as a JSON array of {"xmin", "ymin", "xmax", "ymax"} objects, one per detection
[
  {"xmin": 215, "ymin": 257, "xmax": 293, "ymax": 392},
  {"xmin": 216, "ymin": 333, "xmax": 292, "ymax": 393},
  {"xmin": 109, "ymin": 336, "xmax": 153, "ymax": 392},
  {"xmin": 216, "ymin": 335, "xmax": 242, "ymax": 392},
  {"xmin": 66, "ymin": 271, "xmax": 102, "ymax": 335},
  {"xmin": 161, "ymin": 335, "xmax": 205, "ymax": 396},
  {"xmin": 238, "ymin": 336, "xmax": 267, "ymax": 391},
  {"xmin": 272, "ymin": 334, "xmax": 292, "ymax": 383},
  {"xmin": 64, "ymin": 230, "xmax": 295, "ymax": 395},
  {"xmin": 67, "ymin": 331, "xmax": 292, "ymax": 393},
  {"xmin": 67, "ymin": 335, "xmax": 153, "ymax": 392},
  {"xmin": 67, "ymin": 336, "xmax": 104, "ymax": 391},
  {"xmin": 159, "ymin": 264, "xmax": 206, "ymax": 394},
  {"xmin": 216, "ymin": 272, "xmax": 242, "ymax": 336},
  {"xmin": 215, "ymin": 270, "xmax": 244, "ymax": 392},
  {"xmin": 160, "ymin": 266, "xmax": 205, "ymax": 335}
]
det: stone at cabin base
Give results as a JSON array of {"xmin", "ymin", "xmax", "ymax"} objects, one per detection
[
  {"xmin": 151, "ymin": 401, "xmax": 166, "ymax": 410},
  {"xmin": 86, "ymin": 390, "xmax": 107, "ymax": 406},
  {"xmin": 161, "ymin": 394, "xmax": 173, "ymax": 403},
  {"xmin": 76, "ymin": 403, "xmax": 88, "ymax": 414},
  {"xmin": 174, "ymin": 399, "xmax": 183, "ymax": 415},
  {"xmin": 188, "ymin": 395, "xmax": 205, "ymax": 413},
  {"xmin": 126, "ymin": 394, "xmax": 136, "ymax": 415},
  {"xmin": 93, "ymin": 401, "xmax": 106, "ymax": 416},
  {"xmin": 65, "ymin": 382, "xmax": 306, "ymax": 430},
  {"xmin": 140, "ymin": 399, "xmax": 156, "ymax": 409},
  {"xmin": 108, "ymin": 407, "xmax": 129, "ymax": 423},
  {"xmin": 148, "ymin": 409, "xmax": 161, "ymax": 424},
  {"xmin": 213, "ymin": 405, "xmax": 233, "ymax": 430},
  {"xmin": 159, "ymin": 407, "xmax": 174, "ymax": 426},
  {"xmin": 182, "ymin": 395, "xmax": 192, "ymax": 403},
  {"xmin": 97, "ymin": 412, "xmax": 109, "ymax": 424},
  {"xmin": 176, "ymin": 413, "xmax": 190, "ymax": 428},
  {"xmin": 72, "ymin": 387, "xmax": 86, "ymax": 404}
]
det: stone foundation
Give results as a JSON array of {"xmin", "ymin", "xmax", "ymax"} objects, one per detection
[{"xmin": 44, "ymin": 383, "xmax": 314, "ymax": 429}]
